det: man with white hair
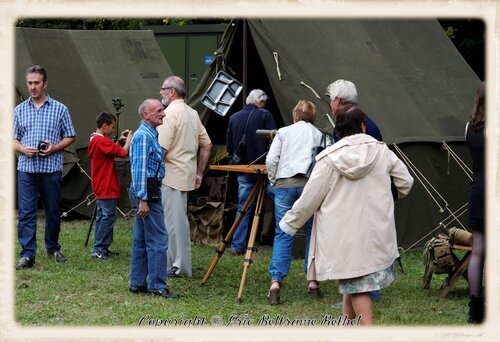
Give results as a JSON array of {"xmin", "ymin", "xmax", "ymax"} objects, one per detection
[
  {"xmin": 129, "ymin": 99, "xmax": 176, "ymax": 298},
  {"xmin": 226, "ymin": 89, "xmax": 277, "ymax": 255},
  {"xmin": 326, "ymin": 79, "xmax": 382, "ymax": 143}
]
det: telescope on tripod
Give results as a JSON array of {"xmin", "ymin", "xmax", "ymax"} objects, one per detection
[{"xmin": 255, "ymin": 129, "xmax": 277, "ymax": 140}]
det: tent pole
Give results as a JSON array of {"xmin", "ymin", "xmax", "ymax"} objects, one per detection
[{"xmin": 242, "ymin": 19, "xmax": 248, "ymax": 104}]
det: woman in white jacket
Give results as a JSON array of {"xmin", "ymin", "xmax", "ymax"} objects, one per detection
[
  {"xmin": 280, "ymin": 106, "xmax": 413, "ymax": 325},
  {"xmin": 265, "ymin": 100, "xmax": 324, "ymax": 305}
]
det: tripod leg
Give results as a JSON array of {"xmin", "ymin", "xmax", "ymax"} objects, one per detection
[
  {"xmin": 85, "ymin": 203, "xmax": 98, "ymax": 248},
  {"xmin": 201, "ymin": 177, "xmax": 265, "ymax": 285},
  {"xmin": 237, "ymin": 178, "xmax": 266, "ymax": 303}
]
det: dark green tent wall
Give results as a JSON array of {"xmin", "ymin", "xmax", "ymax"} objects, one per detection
[
  {"xmin": 189, "ymin": 19, "xmax": 481, "ymax": 250},
  {"xmin": 15, "ymin": 27, "xmax": 174, "ymax": 217}
]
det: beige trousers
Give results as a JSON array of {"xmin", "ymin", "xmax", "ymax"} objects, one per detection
[{"xmin": 161, "ymin": 185, "xmax": 192, "ymax": 277}]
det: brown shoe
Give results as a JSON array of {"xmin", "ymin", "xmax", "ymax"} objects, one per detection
[{"xmin": 267, "ymin": 288, "xmax": 280, "ymax": 305}]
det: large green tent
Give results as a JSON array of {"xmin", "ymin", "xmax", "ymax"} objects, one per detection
[
  {"xmin": 15, "ymin": 27, "xmax": 174, "ymax": 217},
  {"xmin": 189, "ymin": 19, "xmax": 482, "ymax": 250}
]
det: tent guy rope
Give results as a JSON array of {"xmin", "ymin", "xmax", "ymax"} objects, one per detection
[
  {"xmin": 61, "ymin": 162, "xmax": 132, "ymax": 218},
  {"xmin": 442, "ymin": 141, "xmax": 473, "ymax": 181},
  {"xmin": 400, "ymin": 203, "xmax": 468, "ymax": 253},
  {"xmin": 393, "ymin": 143, "xmax": 469, "ymax": 252}
]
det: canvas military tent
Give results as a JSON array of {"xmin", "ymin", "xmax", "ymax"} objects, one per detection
[
  {"xmin": 189, "ymin": 19, "xmax": 482, "ymax": 250},
  {"xmin": 15, "ymin": 27, "xmax": 174, "ymax": 217}
]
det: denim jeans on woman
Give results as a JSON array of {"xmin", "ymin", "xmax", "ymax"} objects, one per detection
[
  {"xmin": 231, "ymin": 174, "xmax": 274, "ymax": 253},
  {"xmin": 129, "ymin": 188, "xmax": 169, "ymax": 291},
  {"xmin": 269, "ymin": 187, "xmax": 312, "ymax": 283}
]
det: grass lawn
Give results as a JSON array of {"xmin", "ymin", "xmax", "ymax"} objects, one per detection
[{"xmin": 14, "ymin": 217, "xmax": 470, "ymax": 326}]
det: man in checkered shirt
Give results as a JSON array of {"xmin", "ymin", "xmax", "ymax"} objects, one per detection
[{"xmin": 13, "ymin": 65, "xmax": 76, "ymax": 270}]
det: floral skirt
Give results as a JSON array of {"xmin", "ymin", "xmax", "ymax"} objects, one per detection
[{"xmin": 338, "ymin": 263, "xmax": 396, "ymax": 295}]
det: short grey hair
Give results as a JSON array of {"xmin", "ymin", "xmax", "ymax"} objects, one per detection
[
  {"xmin": 163, "ymin": 76, "xmax": 186, "ymax": 98},
  {"xmin": 246, "ymin": 89, "xmax": 268, "ymax": 105},
  {"xmin": 138, "ymin": 99, "xmax": 151, "ymax": 118},
  {"xmin": 326, "ymin": 79, "xmax": 358, "ymax": 104}
]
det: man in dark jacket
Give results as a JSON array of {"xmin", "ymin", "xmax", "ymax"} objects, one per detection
[
  {"xmin": 226, "ymin": 89, "xmax": 276, "ymax": 255},
  {"xmin": 326, "ymin": 79, "xmax": 382, "ymax": 143}
]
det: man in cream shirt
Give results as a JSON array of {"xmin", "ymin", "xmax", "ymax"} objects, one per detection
[{"xmin": 158, "ymin": 76, "xmax": 212, "ymax": 277}]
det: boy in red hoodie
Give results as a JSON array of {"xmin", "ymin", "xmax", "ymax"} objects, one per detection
[{"xmin": 88, "ymin": 111, "xmax": 132, "ymax": 259}]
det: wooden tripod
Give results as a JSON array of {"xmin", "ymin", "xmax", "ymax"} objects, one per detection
[{"xmin": 201, "ymin": 164, "xmax": 268, "ymax": 303}]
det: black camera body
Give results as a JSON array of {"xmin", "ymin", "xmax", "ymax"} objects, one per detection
[
  {"xmin": 146, "ymin": 178, "xmax": 161, "ymax": 202},
  {"xmin": 37, "ymin": 141, "xmax": 49, "ymax": 152}
]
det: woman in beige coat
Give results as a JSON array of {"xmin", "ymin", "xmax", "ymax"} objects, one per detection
[{"xmin": 280, "ymin": 107, "xmax": 413, "ymax": 325}]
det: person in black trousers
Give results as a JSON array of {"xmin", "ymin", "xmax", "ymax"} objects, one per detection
[{"xmin": 465, "ymin": 82, "xmax": 485, "ymax": 324}]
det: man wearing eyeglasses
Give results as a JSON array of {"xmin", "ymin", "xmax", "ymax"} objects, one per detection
[
  {"xmin": 158, "ymin": 76, "xmax": 212, "ymax": 278},
  {"xmin": 327, "ymin": 79, "xmax": 382, "ymax": 143}
]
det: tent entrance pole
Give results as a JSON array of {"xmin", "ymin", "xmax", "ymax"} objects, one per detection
[{"xmin": 242, "ymin": 19, "xmax": 248, "ymax": 104}]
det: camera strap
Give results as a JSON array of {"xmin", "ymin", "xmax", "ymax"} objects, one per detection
[
  {"xmin": 154, "ymin": 153, "xmax": 163, "ymax": 180},
  {"xmin": 240, "ymin": 109, "xmax": 256, "ymax": 145}
]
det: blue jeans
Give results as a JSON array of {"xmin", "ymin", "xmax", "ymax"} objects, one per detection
[
  {"xmin": 269, "ymin": 187, "xmax": 313, "ymax": 283},
  {"xmin": 92, "ymin": 199, "xmax": 117, "ymax": 254},
  {"xmin": 17, "ymin": 171, "xmax": 62, "ymax": 259},
  {"xmin": 129, "ymin": 189, "xmax": 168, "ymax": 291},
  {"xmin": 231, "ymin": 174, "xmax": 274, "ymax": 252}
]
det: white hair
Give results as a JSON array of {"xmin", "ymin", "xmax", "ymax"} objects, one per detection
[
  {"xmin": 246, "ymin": 89, "xmax": 268, "ymax": 105},
  {"xmin": 326, "ymin": 79, "xmax": 358, "ymax": 104},
  {"xmin": 138, "ymin": 99, "xmax": 150, "ymax": 118}
]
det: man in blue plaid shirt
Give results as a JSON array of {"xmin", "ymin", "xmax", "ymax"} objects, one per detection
[
  {"xmin": 14, "ymin": 65, "xmax": 76, "ymax": 270},
  {"xmin": 128, "ymin": 99, "xmax": 176, "ymax": 299}
]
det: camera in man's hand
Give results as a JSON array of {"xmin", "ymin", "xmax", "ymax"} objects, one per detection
[
  {"xmin": 37, "ymin": 141, "xmax": 49, "ymax": 152},
  {"xmin": 118, "ymin": 130, "xmax": 131, "ymax": 146}
]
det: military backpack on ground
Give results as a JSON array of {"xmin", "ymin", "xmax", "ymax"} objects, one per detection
[{"xmin": 422, "ymin": 233, "xmax": 454, "ymax": 289}]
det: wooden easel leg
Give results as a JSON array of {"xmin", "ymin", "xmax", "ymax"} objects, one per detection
[
  {"xmin": 201, "ymin": 177, "xmax": 265, "ymax": 286},
  {"xmin": 440, "ymin": 252, "xmax": 472, "ymax": 298},
  {"xmin": 237, "ymin": 179, "xmax": 266, "ymax": 303}
]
